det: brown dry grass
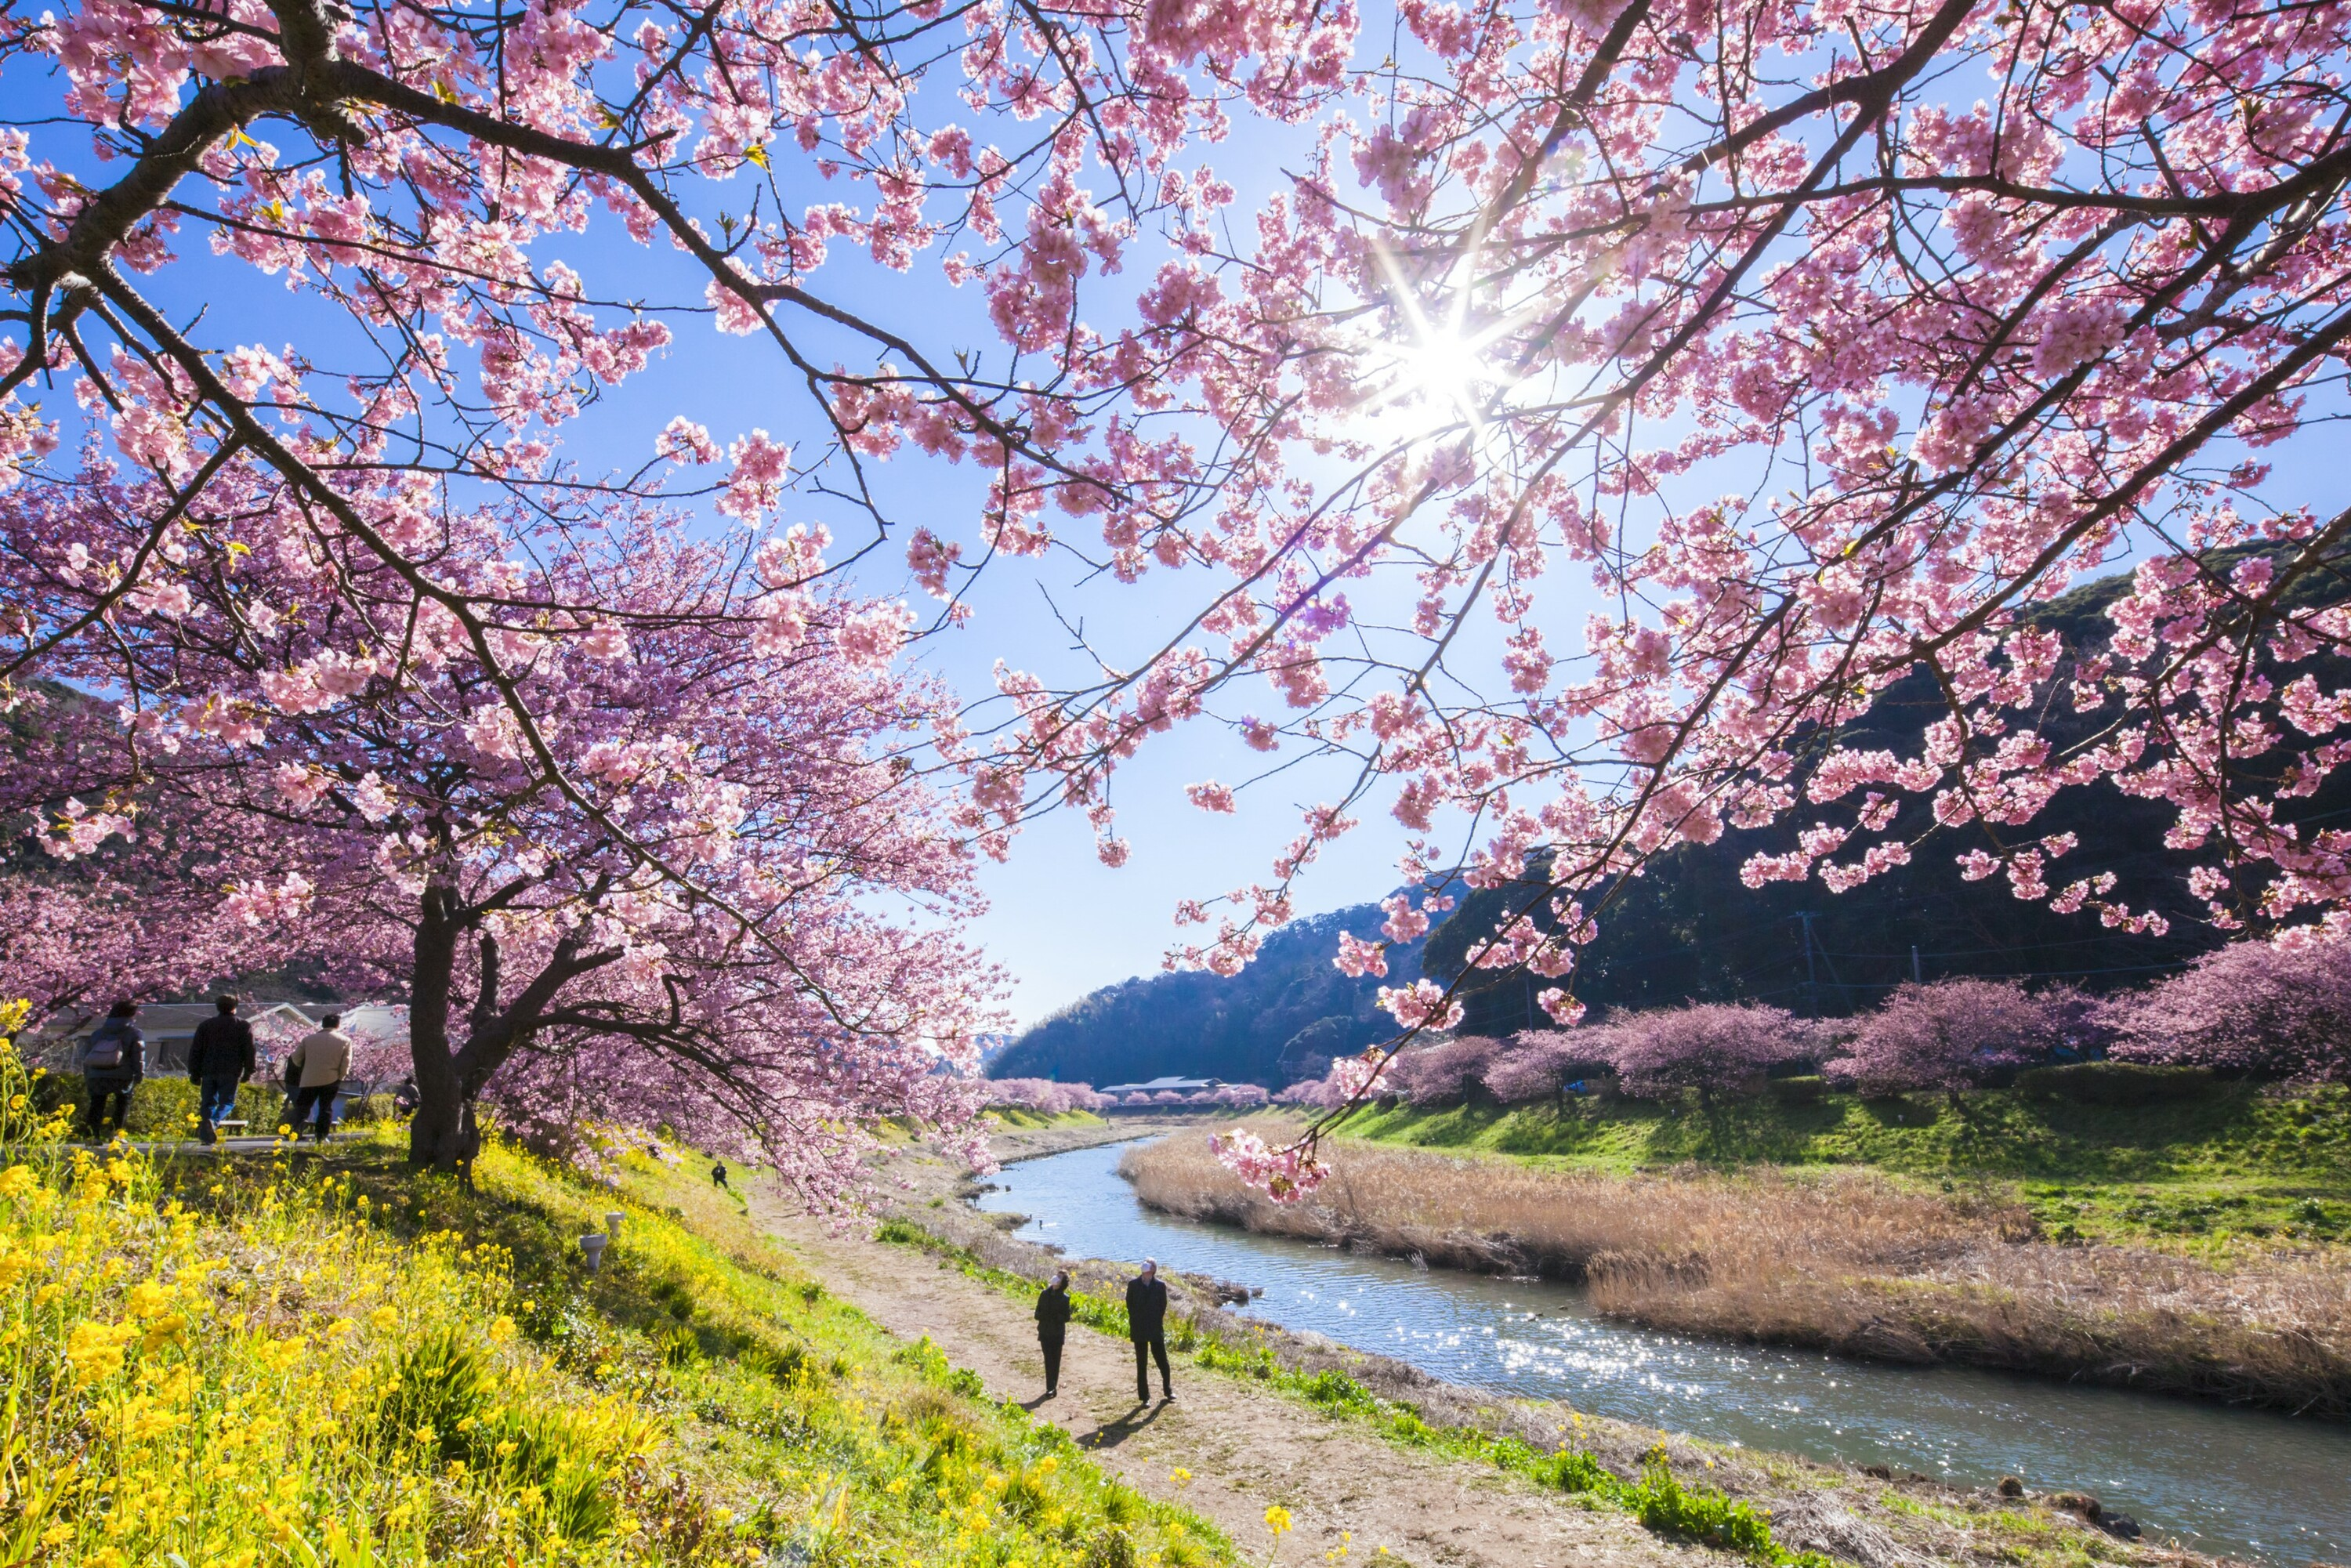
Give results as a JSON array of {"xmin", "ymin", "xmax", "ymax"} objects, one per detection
[{"xmin": 1121, "ymin": 1129, "xmax": 2351, "ymax": 1415}]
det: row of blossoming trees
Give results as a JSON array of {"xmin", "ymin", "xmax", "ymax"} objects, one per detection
[
  {"xmin": 5, "ymin": 0, "xmax": 2351, "ymax": 1205},
  {"xmin": 980, "ymin": 1077, "xmax": 1272, "ymax": 1114},
  {"xmin": 1277, "ymin": 937, "xmax": 2351, "ymax": 1111}
]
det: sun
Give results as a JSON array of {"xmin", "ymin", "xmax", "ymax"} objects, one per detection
[{"xmin": 1356, "ymin": 242, "xmax": 1524, "ymax": 446}]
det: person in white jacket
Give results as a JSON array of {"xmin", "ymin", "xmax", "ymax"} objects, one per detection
[{"xmin": 286, "ymin": 1015, "xmax": 353, "ymax": 1144}]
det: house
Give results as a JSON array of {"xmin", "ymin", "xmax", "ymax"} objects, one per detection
[{"xmin": 1095, "ymin": 1074, "xmax": 1226, "ymax": 1097}]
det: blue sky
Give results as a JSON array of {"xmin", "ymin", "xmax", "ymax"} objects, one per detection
[{"xmin": 23, "ymin": 40, "xmax": 2348, "ymax": 1030}]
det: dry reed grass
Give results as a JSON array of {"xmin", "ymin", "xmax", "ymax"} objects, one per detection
[{"xmin": 1120, "ymin": 1131, "xmax": 2351, "ymax": 1415}]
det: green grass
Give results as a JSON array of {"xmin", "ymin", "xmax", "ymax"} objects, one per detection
[
  {"xmin": 1335, "ymin": 1070, "xmax": 2351, "ymax": 1248},
  {"xmin": 984, "ymin": 1108, "xmax": 1109, "ymax": 1131},
  {"xmin": 875, "ymin": 1220, "xmax": 1835, "ymax": 1568},
  {"xmin": 0, "ymin": 1077, "xmax": 1230, "ymax": 1567}
]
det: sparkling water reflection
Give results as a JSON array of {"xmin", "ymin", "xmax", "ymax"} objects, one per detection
[{"xmin": 976, "ymin": 1139, "xmax": 2351, "ymax": 1566}]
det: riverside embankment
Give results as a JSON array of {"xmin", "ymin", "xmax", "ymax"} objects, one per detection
[
  {"xmin": 965, "ymin": 1130, "xmax": 2351, "ymax": 1566},
  {"xmin": 1121, "ymin": 1125, "xmax": 2351, "ymax": 1418},
  {"xmin": 908, "ymin": 1116, "xmax": 2341, "ymax": 1568}
]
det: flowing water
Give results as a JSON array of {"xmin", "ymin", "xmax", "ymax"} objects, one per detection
[{"xmin": 975, "ymin": 1139, "xmax": 2351, "ymax": 1566}]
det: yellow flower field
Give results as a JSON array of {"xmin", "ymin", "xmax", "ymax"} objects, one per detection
[{"xmin": 0, "ymin": 1030, "xmax": 1227, "ymax": 1567}]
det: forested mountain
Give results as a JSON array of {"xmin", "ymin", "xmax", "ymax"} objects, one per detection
[
  {"xmin": 991, "ymin": 903, "xmax": 1428, "ymax": 1087},
  {"xmin": 1425, "ymin": 550, "xmax": 2351, "ymax": 1035},
  {"xmin": 1009, "ymin": 549, "xmax": 2351, "ymax": 1088}
]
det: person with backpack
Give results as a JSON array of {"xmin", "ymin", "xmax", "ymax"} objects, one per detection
[
  {"xmin": 1034, "ymin": 1269, "xmax": 1074, "ymax": 1399},
  {"xmin": 186, "ymin": 995, "xmax": 255, "ymax": 1145},
  {"xmin": 284, "ymin": 1013, "xmax": 353, "ymax": 1144},
  {"xmin": 77, "ymin": 1001, "xmax": 145, "ymax": 1141}
]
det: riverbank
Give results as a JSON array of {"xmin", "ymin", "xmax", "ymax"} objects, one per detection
[
  {"xmin": 1335, "ymin": 1074, "xmax": 2350, "ymax": 1252},
  {"xmin": 874, "ymin": 1144, "xmax": 2226, "ymax": 1568},
  {"xmin": 1121, "ymin": 1126, "xmax": 2351, "ymax": 1417}
]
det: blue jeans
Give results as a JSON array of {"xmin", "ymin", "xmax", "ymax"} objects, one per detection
[
  {"xmin": 197, "ymin": 1074, "xmax": 241, "ymax": 1142},
  {"xmin": 292, "ymin": 1081, "xmax": 340, "ymax": 1141}
]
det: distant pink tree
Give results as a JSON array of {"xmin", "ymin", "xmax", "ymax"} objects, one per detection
[
  {"xmin": 1597, "ymin": 1005, "xmax": 1808, "ymax": 1103},
  {"xmin": 984, "ymin": 1077, "xmax": 1104, "ymax": 1114},
  {"xmin": 1824, "ymin": 980, "xmax": 2056, "ymax": 1102},
  {"xmin": 1212, "ymin": 1084, "xmax": 1271, "ymax": 1108},
  {"xmin": 1481, "ymin": 1030, "xmax": 1613, "ymax": 1105},
  {"xmin": 2110, "ymin": 937, "xmax": 2351, "ymax": 1082},
  {"xmin": 1386, "ymin": 1036, "xmax": 1505, "ymax": 1105},
  {"xmin": 1273, "ymin": 1049, "xmax": 1394, "ymax": 1109}
]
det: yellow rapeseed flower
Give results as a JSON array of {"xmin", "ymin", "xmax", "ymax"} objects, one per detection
[
  {"xmin": 65, "ymin": 1320, "xmax": 137, "ymax": 1386},
  {"xmin": 1265, "ymin": 1505, "xmax": 1293, "ymax": 1538}
]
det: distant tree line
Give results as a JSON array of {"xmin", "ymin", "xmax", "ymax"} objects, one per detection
[{"xmin": 1277, "ymin": 940, "xmax": 2351, "ymax": 1110}]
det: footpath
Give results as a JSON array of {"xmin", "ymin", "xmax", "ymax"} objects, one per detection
[{"xmin": 753, "ymin": 1123, "xmax": 1733, "ymax": 1568}]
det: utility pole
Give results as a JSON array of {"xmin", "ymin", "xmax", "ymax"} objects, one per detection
[{"xmin": 1911, "ymin": 944, "xmax": 1923, "ymax": 984}]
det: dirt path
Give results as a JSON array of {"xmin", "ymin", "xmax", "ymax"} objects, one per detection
[{"xmin": 756, "ymin": 1193, "xmax": 1730, "ymax": 1568}]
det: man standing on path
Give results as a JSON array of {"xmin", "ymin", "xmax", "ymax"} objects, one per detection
[
  {"xmin": 1035, "ymin": 1269, "xmax": 1074, "ymax": 1398},
  {"xmin": 77, "ymin": 1001, "xmax": 144, "ymax": 1141},
  {"xmin": 286, "ymin": 1013, "xmax": 353, "ymax": 1144},
  {"xmin": 1126, "ymin": 1258, "xmax": 1172, "ymax": 1404},
  {"xmin": 187, "ymin": 996, "xmax": 255, "ymax": 1145}
]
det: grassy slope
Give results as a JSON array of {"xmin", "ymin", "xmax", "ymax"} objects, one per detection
[
  {"xmin": 0, "ymin": 1106, "xmax": 1226, "ymax": 1566},
  {"xmin": 1336, "ymin": 1074, "xmax": 2351, "ymax": 1249},
  {"xmin": 983, "ymin": 1109, "xmax": 1110, "ymax": 1132}
]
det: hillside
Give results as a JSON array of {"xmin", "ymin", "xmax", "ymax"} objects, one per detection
[
  {"xmin": 992, "ymin": 901, "xmax": 1427, "ymax": 1087},
  {"xmin": 1424, "ymin": 549, "xmax": 2351, "ymax": 1034},
  {"xmin": 0, "ymin": 1088, "xmax": 1224, "ymax": 1565},
  {"xmin": 1002, "ymin": 548, "xmax": 2351, "ymax": 1085}
]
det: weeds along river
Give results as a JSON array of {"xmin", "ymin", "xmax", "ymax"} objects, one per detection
[{"xmin": 974, "ymin": 1138, "xmax": 2351, "ymax": 1567}]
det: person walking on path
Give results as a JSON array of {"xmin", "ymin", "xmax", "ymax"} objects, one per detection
[
  {"xmin": 77, "ymin": 1001, "xmax": 144, "ymax": 1141},
  {"xmin": 285, "ymin": 1014, "xmax": 352, "ymax": 1144},
  {"xmin": 1125, "ymin": 1258, "xmax": 1172, "ymax": 1405},
  {"xmin": 186, "ymin": 996, "xmax": 255, "ymax": 1145},
  {"xmin": 1034, "ymin": 1269, "xmax": 1074, "ymax": 1398}
]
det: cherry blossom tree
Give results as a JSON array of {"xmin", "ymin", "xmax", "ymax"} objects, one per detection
[
  {"xmin": 6, "ymin": 0, "xmax": 2351, "ymax": 1208},
  {"xmin": 983, "ymin": 1077, "xmax": 1111, "ymax": 1113},
  {"xmin": 1822, "ymin": 979, "xmax": 2056, "ymax": 1103},
  {"xmin": 2110, "ymin": 935, "xmax": 2351, "ymax": 1081},
  {"xmin": 1382, "ymin": 1032, "xmax": 1505, "ymax": 1103},
  {"xmin": 0, "ymin": 863, "xmax": 255, "ymax": 1032},
  {"xmin": 1588, "ymin": 1002, "xmax": 1808, "ymax": 1102},
  {"xmin": 1480, "ymin": 1028, "xmax": 1612, "ymax": 1105},
  {"xmin": 2, "ymin": 486, "xmax": 1000, "ymax": 1191}
]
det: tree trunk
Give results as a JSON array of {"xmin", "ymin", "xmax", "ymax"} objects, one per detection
[
  {"xmin": 410, "ymin": 1087, "xmax": 466, "ymax": 1169},
  {"xmin": 408, "ymin": 881, "xmax": 467, "ymax": 1171}
]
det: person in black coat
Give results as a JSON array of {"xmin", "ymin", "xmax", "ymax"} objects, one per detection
[
  {"xmin": 186, "ymin": 995, "xmax": 255, "ymax": 1146},
  {"xmin": 77, "ymin": 1001, "xmax": 145, "ymax": 1142},
  {"xmin": 1125, "ymin": 1258, "xmax": 1172, "ymax": 1404},
  {"xmin": 1034, "ymin": 1269, "xmax": 1074, "ymax": 1396}
]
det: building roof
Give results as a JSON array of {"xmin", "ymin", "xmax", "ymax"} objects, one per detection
[{"xmin": 1097, "ymin": 1075, "xmax": 1226, "ymax": 1095}]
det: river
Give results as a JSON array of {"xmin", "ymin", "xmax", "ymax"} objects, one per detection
[{"xmin": 974, "ymin": 1137, "xmax": 2351, "ymax": 1567}]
